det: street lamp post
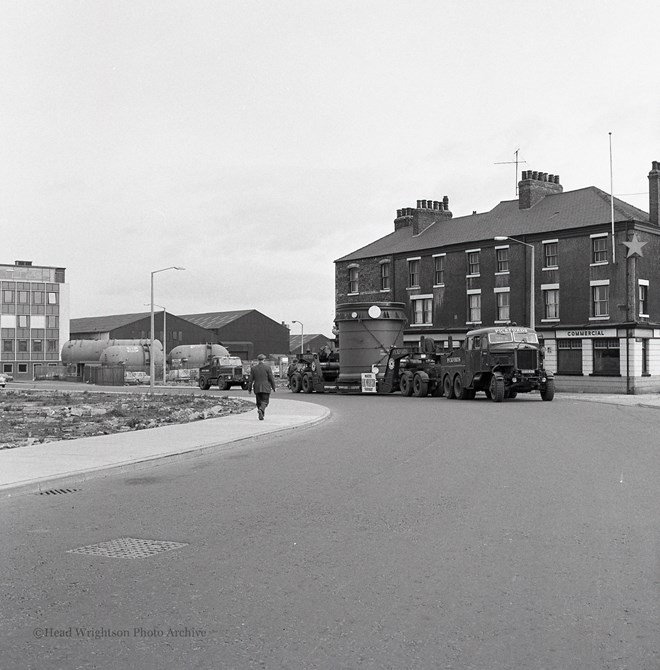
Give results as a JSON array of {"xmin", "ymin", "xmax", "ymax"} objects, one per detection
[
  {"xmin": 146, "ymin": 303, "xmax": 168, "ymax": 386},
  {"xmin": 292, "ymin": 320, "xmax": 304, "ymax": 355},
  {"xmin": 150, "ymin": 266, "xmax": 185, "ymax": 393},
  {"xmin": 494, "ymin": 236, "xmax": 535, "ymax": 328}
]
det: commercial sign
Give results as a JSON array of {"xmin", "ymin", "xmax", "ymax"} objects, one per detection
[
  {"xmin": 555, "ymin": 328, "xmax": 617, "ymax": 338},
  {"xmin": 361, "ymin": 373, "xmax": 377, "ymax": 393}
]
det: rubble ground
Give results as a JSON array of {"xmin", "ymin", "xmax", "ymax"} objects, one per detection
[{"xmin": 0, "ymin": 389, "xmax": 254, "ymax": 450}]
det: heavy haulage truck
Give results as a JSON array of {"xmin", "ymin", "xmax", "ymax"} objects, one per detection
[{"xmin": 287, "ymin": 302, "xmax": 554, "ymax": 402}]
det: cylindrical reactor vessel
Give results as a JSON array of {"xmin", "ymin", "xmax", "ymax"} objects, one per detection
[
  {"xmin": 61, "ymin": 339, "xmax": 153, "ymax": 364},
  {"xmin": 169, "ymin": 344, "xmax": 230, "ymax": 368},
  {"xmin": 99, "ymin": 343, "xmax": 163, "ymax": 370},
  {"xmin": 335, "ymin": 302, "xmax": 407, "ymax": 383}
]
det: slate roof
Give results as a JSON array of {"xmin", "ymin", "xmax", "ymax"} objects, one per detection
[
  {"xmin": 70, "ymin": 312, "xmax": 151, "ymax": 334},
  {"xmin": 179, "ymin": 310, "xmax": 253, "ymax": 330},
  {"xmin": 336, "ymin": 186, "xmax": 650, "ymax": 263},
  {"xmin": 289, "ymin": 333, "xmax": 333, "ymax": 351}
]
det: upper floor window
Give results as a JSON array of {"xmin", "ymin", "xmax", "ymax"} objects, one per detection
[
  {"xmin": 543, "ymin": 241, "xmax": 558, "ymax": 268},
  {"xmin": 433, "ymin": 255, "xmax": 445, "ymax": 285},
  {"xmin": 408, "ymin": 259, "xmax": 420, "ymax": 287},
  {"xmin": 412, "ymin": 296, "xmax": 432, "ymax": 325},
  {"xmin": 591, "ymin": 235, "xmax": 608, "ymax": 264},
  {"xmin": 47, "ymin": 292, "xmax": 58, "ymax": 305},
  {"xmin": 467, "ymin": 291, "xmax": 481, "ymax": 323},
  {"xmin": 32, "ymin": 291, "xmax": 44, "ymax": 304},
  {"xmin": 591, "ymin": 283, "xmax": 609, "ymax": 318},
  {"xmin": 17, "ymin": 315, "xmax": 28, "ymax": 328},
  {"xmin": 639, "ymin": 280, "xmax": 649, "ymax": 317},
  {"xmin": 495, "ymin": 290, "xmax": 510, "ymax": 321},
  {"xmin": 18, "ymin": 291, "xmax": 29, "ymax": 304},
  {"xmin": 466, "ymin": 250, "xmax": 480, "ymax": 276},
  {"xmin": 543, "ymin": 288, "xmax": 559, "ymax": 319},
  {"xmin": 348, "ymin": 267, "xmax": 358, "ymax": 294},
  {"xmin": 495, "ymin": 247, "xmax": 509, "ymax": 273},
  {"xmin": 3, "ymin": 290, "xmax": 14, "ymax": 303},
  {"xmin": 380, "ymin": 262, "xmax": 390, "ymax": 291}
]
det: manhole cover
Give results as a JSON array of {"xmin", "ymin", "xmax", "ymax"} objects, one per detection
[{"xmin": 67, "ymin": 537, "xmax": 188, "ymax": 559}]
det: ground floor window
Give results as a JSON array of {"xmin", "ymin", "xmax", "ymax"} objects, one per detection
[
  {"xmin": 593, "ymin": 338, "xmax": 620, "ymax": 376},
  {"xmin": 18, "ymin": 363, "xmax": 28, "ymax": 373},
  {"xmin": 557, "ymin": 339, "xmax": 582, "ymax": 374},
  {"xmin": 642, "ymin": 338, "xmax": 649, "ymax": 375}
]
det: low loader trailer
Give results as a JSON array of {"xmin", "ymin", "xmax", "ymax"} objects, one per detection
[{"xmin": 288, "ymin": 325, "xmax": 554, "ymax": 402}]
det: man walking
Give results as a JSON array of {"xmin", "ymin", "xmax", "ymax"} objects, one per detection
[{"xmin": 247, "ymin": 354, "xmax": 276, "ymax": 420}]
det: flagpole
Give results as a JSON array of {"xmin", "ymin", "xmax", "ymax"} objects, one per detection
[{"xmin": 609, "ymin": 132, "xmax": 616, "ymax": 263}]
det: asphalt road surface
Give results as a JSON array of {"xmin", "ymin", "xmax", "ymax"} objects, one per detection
[{"xmin": 2, "ymin": 392, "xmax": 659, "ymax": 669}]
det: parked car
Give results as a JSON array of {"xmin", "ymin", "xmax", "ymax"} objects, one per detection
[
  {"xmin": 124, "ymin": 371, "xmax": 151, "ymax": 385},
  {"xmin": 0, "ymin": 373, "xmax": 9, "ymax": 388}
]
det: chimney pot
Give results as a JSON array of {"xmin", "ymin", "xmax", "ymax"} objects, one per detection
[
  {"xmin": 532, "ymin": 171, "xmax": 538, "ymax": 180},
  {"xmin": 649, "ymin": 160, "xmax": 660, "ymax": 225},
  {"xmin": 416, "ymin": 200, "xmax": 422, "ymax": 208},
  {"xmin": 397, "ymin": 209, "xmax": 402, "ymax": 218}
]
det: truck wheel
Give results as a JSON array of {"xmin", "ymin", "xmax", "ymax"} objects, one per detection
[
  {"xmin": 541, "ymin": 378, "xmax": 555, "ymax": 401},
  {"xmin": 453, "ymin": 374, "xmax": 471, "ymax": 400},
  {"xmin": 489, "ymin": 375, "xmax": 505, "ymax": 402},
  {"xmin": 443, "ymin": 375, "xmax": 455, "ymax": 399},
  {"xmin": 290, "ymin": 373, "xmax": 303, "ymax": 393},
  {"xmin": 301, "ymin": 373, "xmax": 314, "ymax": 393},
  {"xmin": 217, "ymin": 380, "xmax": 228, "ymax": 391},
  {"xmin": 198, "ymin": 376, "xmax": 211, "ymax": 390},
  {"xmin": 412, "ymin": 374, "xmax": 429, "ymax": 397},
  {"xmin": 400, "ymin": 372, "xmax": 414, "ymax": 396}
]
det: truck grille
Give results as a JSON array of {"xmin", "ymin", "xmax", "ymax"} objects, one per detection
[{"xmin": 516, "ymin": 349, "xmax": 538, "ymax": 370}]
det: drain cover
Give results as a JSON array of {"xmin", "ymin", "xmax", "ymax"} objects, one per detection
[{"xmin": 67, "ymin": 537, "xmax": 188, "ymax": 559}]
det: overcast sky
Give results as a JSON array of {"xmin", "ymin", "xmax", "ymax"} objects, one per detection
[{"xmin": 1, "ymin": 1, "xmax": 659, "ymax": 336}]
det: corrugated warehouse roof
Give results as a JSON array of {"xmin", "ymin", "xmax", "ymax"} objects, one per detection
[
  {"xmin": 336, "ymin": 187, "xmax": 650, "ymax": 263},
  {"xmin": 179, "ymin": 310, "xmax": 253, "ymax": 329}
]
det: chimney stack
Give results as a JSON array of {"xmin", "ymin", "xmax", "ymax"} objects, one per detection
[
  {"xmin": 393, "ymin": 196, "xmax": 452, "ymax": 233},
  {"xmin": 518, "ymin": 170, "xmax": 563, "ymax": 209},
  {"xmin": 649, "ymin": 161, "xmax": 660, "ymax": 225}
]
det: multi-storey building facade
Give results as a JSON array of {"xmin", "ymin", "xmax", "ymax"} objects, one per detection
[
  {"xmin": 0, "ymin": 260, "xmax": 69, "ymax": 380},
  {"xmin": 335, "ymin": 162, "xmax": 660, "ymax": 393}
]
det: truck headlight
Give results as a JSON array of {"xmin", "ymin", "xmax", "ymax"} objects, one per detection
[{"xmin": 512, "ymin": 376, "xmax": 517, "ymax": 383}]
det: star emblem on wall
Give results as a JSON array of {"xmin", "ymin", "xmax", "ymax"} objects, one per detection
[{"xmin": 622, "ymin": 233, "xmax": 648, "ymax": 258}]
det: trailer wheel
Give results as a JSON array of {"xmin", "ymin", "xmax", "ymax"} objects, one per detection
[
  {"xmin": 413, "ymin": 374, "xmax": 429, "ymax": 397},
  {"xmin": 290, "ymin": 373, "xmax": 303, "ymax": 393},
  {"xmin": 489, "ymin": 375, "xmax": 505, "ymax": 402},
  {"xmin": 198, "ymin": 376, "xmax": 211, "ymax": 390},
  {"xmin": 400, "ymin": 372, "xmax": 414, "ymax": 396},
  {"xmin": 540, "ymin": 378, "xmax": 555, "ymax": 401},
  {"xmin": 217, "ymin": 380, "xmax": 228, "ymax": 391},
  {"xmin": 443, "ymin": 374, "xmax": 455, "ymax": 399},
  {"xmin": 301, "ymin": 373, "xmax": 314, "ymax": 394}
]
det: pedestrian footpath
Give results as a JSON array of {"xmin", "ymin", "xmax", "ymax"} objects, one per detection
[{"xmin": 0, "ymin": 399, "xmax": 329, "ymax": 497}]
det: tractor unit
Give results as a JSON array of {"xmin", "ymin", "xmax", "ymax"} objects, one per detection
[{"xmin": 440, "ymin": 326, "xmax": 554, "ymax": 402}]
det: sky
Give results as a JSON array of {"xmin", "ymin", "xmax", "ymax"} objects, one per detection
[{"xmin": 1, "ymin": 1, "xmax": 659, "ymax": 337}]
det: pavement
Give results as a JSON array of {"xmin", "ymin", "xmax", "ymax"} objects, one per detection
[
  {"xmin": 0, "ymin": 398, "xmax": 330, "ymax": 498},
  {"xmin": 1, "ymin": 390, "xmax": 659, "ymax": 498}
]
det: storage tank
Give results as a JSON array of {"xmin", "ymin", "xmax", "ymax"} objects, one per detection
[
  {"xmin": 99, "ymin": 343, "xmax": 164, "ymax": 370},
  {"xmin": 335, "ymin": 302, "xmax": 407, "ymax": 383},
  {"xmin": 61, "ymin": 339, "xmax": 153, "ymax": 364},
  {"xmin": 169, "ymin": 343, "xmax": 231, "ymax": 368}
]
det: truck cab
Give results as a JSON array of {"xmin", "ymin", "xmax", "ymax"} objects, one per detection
[
  {"xmin": 441, "ymin": 326, "xmax": 554, "ymax": 402},
  {"xmin": 199, "ymin": 356, "xmax": 248, "ymax": 391}
]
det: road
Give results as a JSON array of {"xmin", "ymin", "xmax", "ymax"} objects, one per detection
[{"xmin": 2, "ymin": 392, "xmax": 659, "ymax": 669}]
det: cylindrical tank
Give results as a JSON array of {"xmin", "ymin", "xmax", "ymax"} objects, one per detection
[
  {"xmin": 335, "ymin": 302, "xmax": 407, "ymax": 383},
  {"xmin": 99, "ymin": 343, "xmax": 164, "ymax": 370},
  {"xmin": 61, "ymin": 339, "xmax": 153, "ymax": 364},
  {"xmin": 169, "ymin": 343, "xmax": 230, "ymax": 368}
]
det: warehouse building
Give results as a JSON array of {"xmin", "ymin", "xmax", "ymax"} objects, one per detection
[{"xmin": 335, "ymin": 161, "xmax": 660, "ymax": 393}]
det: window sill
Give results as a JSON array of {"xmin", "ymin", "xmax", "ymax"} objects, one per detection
[
  {"xmin": 494, "ymin": 271, "xmax": 510, "ymax": 276},
  {"xmin": 589, "ymin": 316, "xmax": 610, "ymax": 321},
  {"xmin": 590, "ymin": 262, "xmax": 609, "ymax": 267},
  {"xmin": 639, "ymin": 313, "xmax": 649, "ymax": 318},
  {"xmin": 406, "ymin": 286, "xmax": 421, "ymax": 291},
  {"xmin": 347, "ymin": 292, "xmax": 359, "ymax": 296},
  {"xmin": 542, "ymin": 266, "xmax": 559, "ymax": 271},
  {"xmin": 433, "ymin": 284, "xmax": 445, "ymax": 288},
  {"xmin": 466, "ymin": 274, "xmax": 481, "ymax": 279},
  {"xmin": 466, "ymin": 321, "xmax": 482, "ymax": 327},
  {"xmin": 541, "ymin": 318, "xmax": 560, "ymax": 323},
  {"xmin": 410, "ymin": 323, "xmax": 432, "ymax": 327}
]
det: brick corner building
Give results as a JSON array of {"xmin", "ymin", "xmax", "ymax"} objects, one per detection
[{"xmin": 335, "ymin": 162, "xmax": 660, "ymax": 394}]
